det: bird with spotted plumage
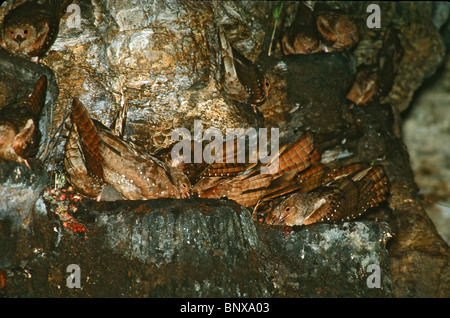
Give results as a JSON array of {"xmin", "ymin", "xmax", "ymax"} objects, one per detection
[
  {"xmin": 281, "ymin": 2, "xmax": 322, "ymax": 55},
  {"xmin": 64, "ymin": 98, "xmax": 191, "ymax": 201},
  {"xmin": 0, "ymin": 75, "xmax": 47, "ymax": 167},
  {"xmin": 280, "ymin": 2, "xmax": 359, "ymax": 55},
  {"xmin": 266, "ymin": 164, "xmax": 389, "ymax": 226},
  {"xmin": 191, "ymin": 132, "xmax": 318, "ymax": 207},
  {"xmin": 0, "ymin": 0, "xmax": 70, "ymax": 61},
  {"xmin": 314, "ymin": 3, "xmax": 359, "ymax": 53},
  {"xmin": 218, "ymin": 26, "xmax": 270, "ymax": 114}
]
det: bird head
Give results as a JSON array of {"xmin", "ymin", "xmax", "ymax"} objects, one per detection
[
  {"xmin": 266, "ymin": 193, "xmax": 320, "ymax": 226},
  {"xmin": 170, "ymin": 168, "xmax": 191, "ymax": 198}
]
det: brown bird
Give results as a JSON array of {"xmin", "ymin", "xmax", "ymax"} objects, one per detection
[
  {"xmin": 64, "ymin": 117, "xmax": 104, "ymax": 198},
  {"xmin": 281, "ymin": 2, "xmax": 322, "ymax": 55},
  {"xmin": 0, "ymin": 0, "xmax": 68, "ymax": 60},
  {"xmin": 261, "ymin": 161, "xmax": 366, "ymax": 203},
  {"xmin": 64, "ymin": 98, "xmax": 191, "ymax": 200},
  {"xmin": 159, "ymin": 129, "xmax": 317, "ymax": 186},
  {"xmin": 191, "ymin": 132, "xmax": 317, "ymax": 207},
  {"xmin": 346, "ymin": 64, "xmax": 379, "ymax": 106},
  {"xmin": 154, "ymin": 138, "xmax": 214, "ymax": 185},
  {"xmin": 253, "ymin": 161, "xmax": 366, "ymax": 221},
  {"xmin": 346, "ymin": 26, "xmax": 403, "ymax": 106},
  {"xmin": 201, "ymin": 131, "xmax": 320, "ymax": 181},
  {"xmin": 0, "ymin": 75, "xmax": 47, "ymax": 166},
  {"xmin": 181, "ymin": 136, "xmax": 264, "ymax": 185},
  {"xmin": 315, "ymin": 5, "xmax": 359, "ymax": 53},
  {"xmin": 266, "ymin": 165, "xmax": 389, "ymax": 226},
  {"xmin": 219, "ymin": 26, "xmax": 270, "ymax": 113}
]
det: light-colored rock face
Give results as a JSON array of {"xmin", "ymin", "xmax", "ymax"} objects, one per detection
[
  {"xmin": 27, "ymin": 0, "xmax": 269, "ymax": 158},
  {"xmin": 1, "ymin": 1, "xmax": 445, "ymax": 159},
  {"xmin": 403, "ymin": 54, "xmax": 450, "ymax": 244}
]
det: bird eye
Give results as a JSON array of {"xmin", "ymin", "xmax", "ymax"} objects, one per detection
[
  {"xmin": 182, "ymin": 183, "xmax": 187, "ymax": 188},
  {"xmin": 24, "ymin": 29, "xmax": 28, "ymax": 34},
  {"xmin": 265, "ymin": 82, "xmax": 270, "ymax": 87},
  {"xmin": 285, "ymin": 207, "xmax": 290, "ymax": 212}
]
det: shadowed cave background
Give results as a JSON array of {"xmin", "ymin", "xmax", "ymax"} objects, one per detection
[{"xmin": 0, "ymin": 0, "xmax": 449, "ymax": 297}]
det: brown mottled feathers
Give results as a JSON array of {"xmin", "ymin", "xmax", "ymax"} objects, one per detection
[
  {"xmin": 196, "ymin": 131, "xmax": 316, "ymax": 181},
  {"xmin": 262, "ymin": 161, "xmax": 367, "ymax": 201},
  {"xmin": 0, "ymin": 75, "xmax": 47, "ymax": 164},
  {"xmin": 190, "ymin": 137, "xmax": 252, "ymax": 182},
  {"xmin": 300, "ymin": 165, "xmax": 389, "ymax": 225},
  {"xmin": 65, "ymin": 99, "xmax": 190, "ymax": 200},
  {"xmin": 315, "ymin": 7, "xmax": 359, "ymax": 52},
  {"xmin": 266, "ymin": 165, "xmax": 389, "ymax": 226},
  {"xmin": 28, "ymin": 74, "xmax": 48, "ymax": 115},
  {"xmin": 70, "ymin": 98, "xmax": 104, "ymax": 181},
  {"xmin": 64, "ymin": 124, "xmax": 104, "ymax": 198},
  {"xmin": 219, "ymin": 26, "xmax": 270, "ymax": 111},
  {"xmin": 346, "ymin": 64, "xmax": 379, "ymax": 106},
  {"xmin": 281, "ymin": 3, "xmax": 358, "ymax": 55},
  {"xmin": 194, "ymin": 172, "xmax": 274, "ymax": 208},
  {"xmin": 347, "ymin": 26, "xmax": 403, "ymax": 105},
  {"xmin": 268, "ymin": 132, "xmax": 316, "ymax": 176},
  {"xmin": 0, "ymin": 0, "xmax": 66, "ymax": 59},
  {"xmin": 95, "ymin": 121, "xmax": 188, "ymax": 200},
  {"xmin": 154, "ymin": 139, "xmax": 205, "ymax": 183},
  {"xmin": 64, "ymin": 96, "xmax": 389, "ymax": 220},
  {"xmin": 191, "ymin": 133, "xmax": 317, "ymax": 207},
  {"xmin": 281, "ymin": 2, "xmax": 321, "ymax": 55}
]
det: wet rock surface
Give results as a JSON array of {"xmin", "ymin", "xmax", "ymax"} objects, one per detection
[
  {"xmin": 0, "ymin": 159, "xmax": 48, "ymax": 231},
  {"xmin": 0, "ymin": 198, "xmax": 392, "ymax": 297},
  {"xmin": 258, "ymin": 220, "xmax": 393, "ymax": 297}
]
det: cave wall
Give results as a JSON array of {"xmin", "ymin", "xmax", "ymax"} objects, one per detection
[{"xmin": 0, "ymin": 0, "xmax": 449, "ymax": 298}]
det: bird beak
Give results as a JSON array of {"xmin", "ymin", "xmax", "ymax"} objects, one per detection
[
  {"xmin": 15, "ymin": 35, "xmax": 24, "ymax": 45},
  {"xmin": 183, "ymin": 190, "xmax": 191, "ymax": 198}
]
